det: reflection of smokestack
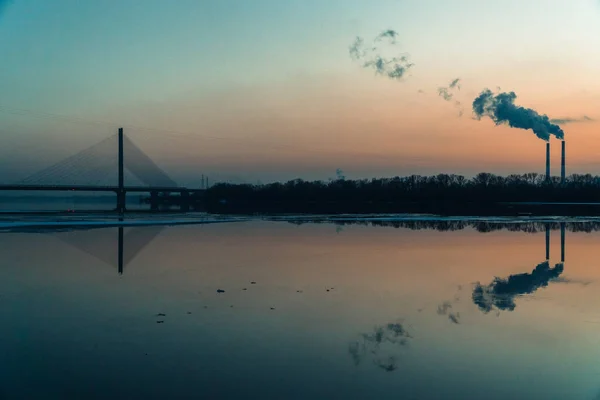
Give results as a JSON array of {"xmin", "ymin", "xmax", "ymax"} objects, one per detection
[
  {"xmin": 561, "ymin": 140, "xmax": 566, "ymax": 184},
  {"xmin": 546, "ymin": 142, "xmax": 550, "ymax": 181},
  {"xmin": 545, "ymin": 224, "xmax": 550, "ymax": 260},
  {"xmin": 560, "ymin": 222, "xmax": 565, "ymax": 263}
]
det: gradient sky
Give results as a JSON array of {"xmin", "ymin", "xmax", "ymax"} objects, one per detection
[{"xmin": 1, "ymin": 0, "xmax": 600, "ymax": 185}]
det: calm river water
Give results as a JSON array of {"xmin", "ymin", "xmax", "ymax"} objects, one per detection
[{"xmin": 2, "ymin": 217, "xmax": 600, "ymax": 399}]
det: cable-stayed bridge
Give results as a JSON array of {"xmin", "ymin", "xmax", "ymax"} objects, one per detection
[{"xmin": 0, "ymin": 128, "xmax": 206, "ymax": 212}]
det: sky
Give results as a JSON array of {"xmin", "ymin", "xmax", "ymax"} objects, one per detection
[{"xmin": 1, "ymin": 0, "xmax": 600, "ymax": 185}]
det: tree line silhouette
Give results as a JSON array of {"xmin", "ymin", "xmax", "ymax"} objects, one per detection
[{"xmin": 203, "ymin": 173, "xmax": 600, "ymax": 215}]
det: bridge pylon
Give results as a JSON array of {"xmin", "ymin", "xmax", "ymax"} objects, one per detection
[{"xmin": 117, "ymin": 127, "xmax": 126, "ymax": 213}]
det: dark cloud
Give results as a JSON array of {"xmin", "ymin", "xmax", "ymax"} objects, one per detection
[
  {"xmin": 472, "ymin": 89, "xmax": 564, "ymax": 141},
  {"xmin": 472, "ymin": 261, "xmax": 564, "ymax": 313},
  {"xmin": 375, "ymin": 29, "xmax": 399, "ymax": 44},
  {"xmin": 438, "ymin": 87, "xmax": 454, "ymax": 101},
  {"xmin": 349, "ymin": 37, "xmax": 366, "ymax": 61},
  {"xmin": 349, "ymin": 30, "xmax": 414, "ymax": 81},
  {"xmin": 549, "ymin": 116, "xmax": 594, "ymax": 125},
  {"xmin": 438, "ymin": 78, "xmax": 464, "ymax": 117}
]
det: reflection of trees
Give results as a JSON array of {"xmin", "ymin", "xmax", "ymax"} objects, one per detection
[
  {"xmin": 283, "ymin": 219, "xmax": 600, "ymax": 233},
  {"xmin": 472, "ymin": 261, "xmax": 564, "ymax": 313},
  {"xmin": 349, "ymin": 322, "xmax": 412, "ymax": 372}
]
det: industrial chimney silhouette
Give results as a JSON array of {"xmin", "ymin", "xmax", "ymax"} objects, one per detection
[
  {"xmin": 545, "ymin": 142, "xmax": 550, "ymax": 181},
  {"xmin": 561, "ymin": 140, "xmax": 566, "ymax": 183}
]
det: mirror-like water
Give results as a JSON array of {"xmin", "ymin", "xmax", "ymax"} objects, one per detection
[{"xmin": 2, "ymin": 219, "xmax": 600, "ymax": 399}]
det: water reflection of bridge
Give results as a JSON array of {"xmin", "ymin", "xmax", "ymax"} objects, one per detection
[{"xmin": 55, "ymin": 224, "xmax": 164, "ymax": 275}]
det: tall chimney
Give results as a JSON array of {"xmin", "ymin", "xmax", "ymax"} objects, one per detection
[
  {"xmin": 561, "ymin": 140, "xmax": 565, "ymax": 183},
  {"xmin": 546, "ymin": 141, "xmax": 550, "ymax": 181}
]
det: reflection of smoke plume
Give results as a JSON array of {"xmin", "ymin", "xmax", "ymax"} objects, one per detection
[
  {"xmin": 349, "ymin": 321, "xmax": 412, "ymax": 372},
  {"xmin": 438, "ymin": 78, "xmax": 464, "ymax": 116},
  {"xmin": 473, "ymin": 89, "xmax": 564, "ymax": 141},
  {"xmin": 472, "ymin": 261, "xmax": 564, "ymax": 313},
  {"xmin": 349, "ymin": 30, "xmax": 414, "ymax": 81},
  {"xmin": 550, "ymin": 116, "xmax": 594, "ymax": 125}
]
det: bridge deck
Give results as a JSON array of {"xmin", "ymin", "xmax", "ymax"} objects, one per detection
[{"xmin": 0, "ymin": 185, "xmax": 204, "ymax": 193}]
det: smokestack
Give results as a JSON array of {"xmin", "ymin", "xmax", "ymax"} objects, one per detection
[
  {"xmin": 546, "ymin": 142, "xmax": 550, "ymax": 181},
  {"xmin": 560, "ymin": 222, "xmax": 565, "ymax": 263},
  {"xmin": 545, "ymin": 224, "xmax": 550, "ymax": 260},
  {"xmin": 561, "ymin": 140, "xmax": 566, "ymax": 183}
]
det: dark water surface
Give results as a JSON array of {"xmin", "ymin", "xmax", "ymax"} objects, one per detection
[{"xmin": 2, "ymin": 219, "xmax": 600, "ymax": 399}]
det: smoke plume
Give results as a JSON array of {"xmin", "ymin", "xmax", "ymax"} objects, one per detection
[
  {"xmin": 437, "ymin": 78, "xmax": 464, "ymax": 117},
  {"xmin": 473, "ymin": 89, "xmax": 564, "ymax": 141},
  {"xmin": 550, "ymin": 116, "xmax": 594, "ymax": 125},
  {"xmin": 349, "ymin": 30, "xmax": 414, "ymax": 81},
  {"xmin": 472, "ymin": 261, "xmax": 564, "ymax": 313}
]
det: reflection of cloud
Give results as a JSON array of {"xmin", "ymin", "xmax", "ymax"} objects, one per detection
[
  {"xmin": 349, "ymin": 321, "xmax": 412, "ymax": 372},
  {"xmin": 437, "ymin": 300, "xmax": 461, "ymax": 324},
  {"xmin": 374, "ymin": 357, "xmax": 398, "ymax": 372},
  {"xmin": 472, "ymin": 261, "xmax": 564, "ymax": 313}
]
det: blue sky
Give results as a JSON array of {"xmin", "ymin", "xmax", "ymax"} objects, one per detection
[{"xmin": 1, "ymin": 0, "xmax": 600, "ymax": 184}]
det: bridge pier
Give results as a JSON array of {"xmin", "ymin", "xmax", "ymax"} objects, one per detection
[
  {"xmin": 181, "ymin": 190, "xmax": 190, "ymax": 212},
  {"xmin": 149, "ymin": 191, "xmax": 159, "ymax": 212},
  {"xmin": 116, "ymin": 190, "xmax": 126, "ymax": 213}
]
